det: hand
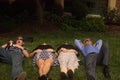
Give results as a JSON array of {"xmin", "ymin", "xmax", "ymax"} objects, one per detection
[
  {"xmin": 7, "ymin": 40, "xmax": 13, "ymax": 46},
  {"xmin": 13, "ymin": 44, "xmax": 24, "ymax": 50},
  {"xmin": 46, "ymin": 49, "xmax": 54, "ymax": 52}
]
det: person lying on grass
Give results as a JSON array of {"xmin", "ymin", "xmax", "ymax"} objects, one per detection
[
  {"xmin": 0, "ymin": 36, "xmax": 37, "ymax": 80},
  {"xmin": 56, "ymin": 42, "xmax": 80, "ymax": 80},
  {"xmin": 32, "ymin": 42, "xmax": 58, "ymax": 80},
  {"xmin": 75, "ymin": 38, "xmax": 111, "ymax": 80}
]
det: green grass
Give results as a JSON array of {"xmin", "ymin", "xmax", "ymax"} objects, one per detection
[{"xmin": 0, "ymin": 31, "xmax": 120, "ymax": 80}]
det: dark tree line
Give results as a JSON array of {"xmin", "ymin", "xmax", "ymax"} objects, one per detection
[{"xmin": 0, "ymin": 0, "xmax": 58, "ymax": 20}]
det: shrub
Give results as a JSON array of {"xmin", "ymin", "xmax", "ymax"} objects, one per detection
[
  {"xmin": 44, "ymin": 12, "xmax": 106, "ymax": 32},
  {"xmin": 45, "ymin": 12, "xmax": 62, "ymax": 24},
  {"xmin": 59, "ymin": 15, "xmax": 106, "ymax": 32},
  {"xmin": 79, "ymin": 17, "xmax": 106, "ymax": 32},
  {"xmin": 104, "ymin": 8, "xmax": 120, "ymax": 24},
  {"xmin": 60, "ymin": 16, "xmax": 80, "ymax": 31}
]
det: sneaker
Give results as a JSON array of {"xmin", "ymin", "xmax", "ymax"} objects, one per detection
[
  {"xmin": 87, "ymin": 74, "xmax": 95, "ymax": 80},
  {"xmin": 103, "ymin": 67, "xmax": 111, "ymax": 79},
  {"xmin": 16, "ymin": 71, "xmax": 26, "ymax": 80}
]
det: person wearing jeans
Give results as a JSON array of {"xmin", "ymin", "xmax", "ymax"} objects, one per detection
[
  {"xmin": 97, "ymin": 42, "xmax": 111, "ymax": 79},
  {"xmin": 0, "ymin": 36, "xmax": 37, "ymax": 80},
  {"xmin": 75, "ymin": 38, "xmax": 111, "ymax": 80}
]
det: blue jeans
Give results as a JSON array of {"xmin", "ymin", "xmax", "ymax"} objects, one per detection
[{"xmin": 0, "ymin": 48, "xmax": 24, "ymax": 80}]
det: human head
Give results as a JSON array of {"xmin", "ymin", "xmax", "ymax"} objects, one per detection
[
  {"xmin": 15, "ymin": 36, "xmax": 24, "ymax": 46},
  {"xmin": 64, "ymin": 42, "xmax": 69, "ymax": 45},
  {"xmin": 84, "ymin": 38, "xmax": 92, "ymax": 46},
  {"xmin": 17, "ymin": 36, "xmax": 24, "ymax": 40}
]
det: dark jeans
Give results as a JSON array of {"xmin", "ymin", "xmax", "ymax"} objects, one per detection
[
  {"xmin": 85, "ymin": 53, "xmax": 98, "ymax": 80},
  {"xmin": 85, "ymin": 43, "xmax": 110, "ymax": 80},
  {"xmin": 97, "ymin": 43, "xmax": 109, "ymax": 66},
  {"xmin": 0, "ymin": 48, "xmax": 24, "ymax": 80}
]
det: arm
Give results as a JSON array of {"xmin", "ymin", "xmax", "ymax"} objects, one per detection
[
  {"xmin": 1, "ymin": 40, "xmax": 13, "ymax": 48},
  {"xmin": 67, "ymin": 49, "xmax": 78, "ymax": 54},
  {"xmin": 74, "ymin": 39, "xmax": 84, "ymax": 50},
  {"xmin": 29, "ymin": 49, "xmax": 42, "ymax": 57},
  {"xmin": 47, "ymin": 49, "xmax": 58, "ymax": 56},
  {"xmin": 95, "ymin": 39, "xmax": 102, "ymax": 51},
  {"xmin": 46, "ymin": 48, "xmax": 55, "ymax": 52},
  {"xmin": 1, "ymin": 43, "xmax": 7, "ymax": 48},
  {"xmin": 14, "ymin": 44, "xmax": 30, "ymax": 58},
  {"xmin": 22, "ymin": 49, "xmax": 30, "ymax": 58}
]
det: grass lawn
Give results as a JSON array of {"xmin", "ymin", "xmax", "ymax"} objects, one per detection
[{"xmin": 0, "ymin": 31, "xmax": 120, "ymax": 80}]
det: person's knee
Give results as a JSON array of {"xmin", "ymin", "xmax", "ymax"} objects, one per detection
[
  {"xmin": 37, "ymin": 60, "xmax": 45, "ymax": 67},
  {"xmin": 44, "ymin": 62, "xmax": 52, "ymax": 67},
  {"xmin": 45, "ymin": 59, "xmax": 53, "ymax": 66},
  {"xmin": 46, "ymin": 58, "xmax": 53, "ymax": 63},
  {"xmin": 102, "ymin": 43, "xmax": 109, "ymax": 49}
]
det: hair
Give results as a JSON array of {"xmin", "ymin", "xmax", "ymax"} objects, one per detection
[
  {"xmin": 84, "ymin": 38, "xmax": 91, "ymax": 43},
  {"xmin": 17, "ymin": 36, "xmax": 24, "ymax": 42}
]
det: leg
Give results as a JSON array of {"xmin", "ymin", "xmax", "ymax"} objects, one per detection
[
  {"xmin": 67, "ymin": 53, "xmax": 79, "ymax": 80},
  {"xmin": 85, "ymin": 54, "xmax": 98, "ymax": 80},
  {"xmin": 59, "ymin": 61, "xmax": 68, "ymax": 80},
  {"xmin": 38, "ymin": 58, "xmax": 53, "ymax": 80},
  {"xmin": 97, "ymin": 43, "xmax": 111, "ymax": 79},
  {"xmin": 0, "ymin": 48, "xmax": 26, "ymax": 80},
  {"xmin": 58, "ymin": 53, "xmax": 69, "ymax": 80},
  {"xmin": 11, "ymin": 52, "xmax": 25, "ymax": 80},
  {"xmin": 97, "ymin": 43, "xmax": 109, "ymax": 66},
  {"xmin": 43, "ymin": 58, "xmax": 53, "ymax": 75},
  {"xmin": 36, "ymin": 59, "xmax": 45, "ymax": 76},
  {"xmin": 0, "ymin": 48, "xmax": 12, "ymax": 64},
  {"xmin": 60, "ymin": 67, "xmax": 67, "ymax": 80}
]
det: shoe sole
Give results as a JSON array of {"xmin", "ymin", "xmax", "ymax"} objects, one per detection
[
  {"xmin": 16, "ymin": 72, "xmax": 26, "ymax": 80},
  {"xmin": 87, "ymin": 74, "xmax": 95, "ymax": 80}
]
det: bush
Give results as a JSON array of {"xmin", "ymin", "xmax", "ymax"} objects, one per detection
[
  {"xmin": 60, "ymin": 16, "xmax": 80, "ymax": 31},
  {"xmin": 45, "ymin": 12, "xmax": 62, "ymax": 24},
  {"xmin": 60, "ymin": 16, "xmax": 106, "ymax": 32},
  {"xmin": 79, "ymin": 18, "xmax": 106, "ymax": 32},
  {"xmin": 104, "ymin": 8, "xmax": 120, "ymax": 24}
]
